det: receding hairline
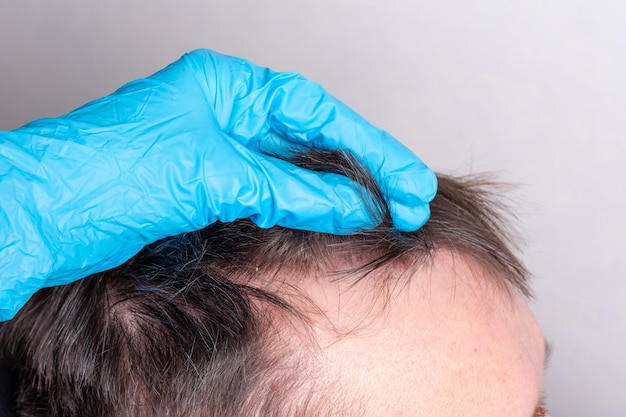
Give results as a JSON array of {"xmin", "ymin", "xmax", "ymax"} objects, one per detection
[{"xmin": 214, "ymin": 169, "xmax": 530, "ymax": 301}]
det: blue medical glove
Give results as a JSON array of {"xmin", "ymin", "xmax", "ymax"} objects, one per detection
[{"xmin": 0, "ymin": 49, "xmax": 436, "ymax": 320}]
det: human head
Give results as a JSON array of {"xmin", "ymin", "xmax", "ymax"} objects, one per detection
[{"xmin": 0, "ymin": 150, "xmax": 549, "ymax": 416}]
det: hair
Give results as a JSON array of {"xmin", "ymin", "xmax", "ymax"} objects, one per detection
[{"xmin": 0, "ymin": 149, "xmax": 529, "ymax": 417}]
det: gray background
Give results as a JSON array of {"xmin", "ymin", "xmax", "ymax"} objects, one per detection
[{"xmin": 1, "ymin": 1, "xmax": 624, "ymax": 415}]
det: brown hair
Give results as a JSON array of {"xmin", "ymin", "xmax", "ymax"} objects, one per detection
[{"xmin": 0, "ymin": 150, "xmax": 529, "ymax": 416}]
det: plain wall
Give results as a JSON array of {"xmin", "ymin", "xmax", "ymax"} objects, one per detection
[{"xmin": 2, "ymin": 1, "xmax": 625, "ymax": 415}]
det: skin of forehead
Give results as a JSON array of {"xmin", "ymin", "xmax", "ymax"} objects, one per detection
[{"xmin": 283, "ymin": 252, "xmax": 546, "ymax": 417}]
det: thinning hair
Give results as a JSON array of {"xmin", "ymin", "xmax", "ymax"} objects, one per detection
[{"xmin": 0, "ymin": 149, "xmax": 529, "ymax": 417}]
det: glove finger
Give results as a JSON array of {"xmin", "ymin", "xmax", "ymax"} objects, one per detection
[
  {"xmin": 215, "ymin": 150, "xmax": 381, "ymax": 234},
  {"xmin": 250, "ymin": 87, "xmax": 437, "ymax": 232},
  {"xmin": 184, "ymin": 49, "xmax": 437, "ymax": 231}
]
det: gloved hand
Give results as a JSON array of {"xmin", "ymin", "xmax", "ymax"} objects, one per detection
[{"xmin": 0, "ymin": 48, "xmax": 436, "ymax": 321}]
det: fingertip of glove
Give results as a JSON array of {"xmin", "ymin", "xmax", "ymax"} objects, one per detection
[
  {"xmin": 387, "ymin": 164, "xmax": 438, "ymax": 204},
  {"xmin": 390, "ymin": 203, "xmax": 432, "ymax": 233}
]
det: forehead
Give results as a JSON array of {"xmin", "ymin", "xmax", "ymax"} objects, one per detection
[{"xmin": 299, "ymin": 253, "xmax": 545, "ymax": 417}]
